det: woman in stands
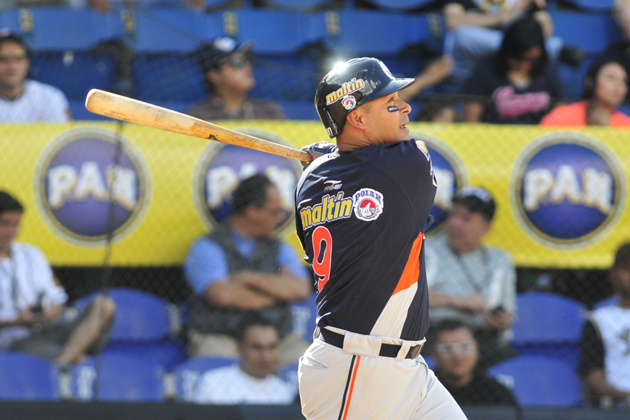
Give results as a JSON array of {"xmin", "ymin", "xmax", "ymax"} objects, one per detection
[
  {"xmin": 541, "ymin": 59, "xmax": 630, "ymax": 127},
  {"xmin": 463, "ymin": 17, "xmax": 562, "ymax": 125}
]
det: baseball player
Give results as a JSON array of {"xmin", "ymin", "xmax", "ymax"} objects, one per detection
[{"xmin": 295, "ymin": 58, "xmax": 467, "ymax": 419}]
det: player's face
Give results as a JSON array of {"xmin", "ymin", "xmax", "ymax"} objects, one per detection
[
  {"xmin": 594, "ymin": 62, "xmax": 627, "ymax": 108},
  {"xmin": 0, "ymin": 42, "xmax": 29, "ymax": 91},
  {"xmin": 447, "ymin": 204, "xmax": 491, "ymax": 253},
  {"xmin": 0, "ymin": 211, "xmax": 21, "ymax": 256},
  {"xmin": 249, "ymin": 185, "xmax": 284, "ymax": 238},
  {"xmin": 431, "ymin": 327, "xmax": 478, "ymax": 381},
  {"xmin": 362, "ymin": 92, "xmax": 411, "ymax": 143},
  {"xmin": 210, "ymin": 52, "xmax": 255, "ymax": 94},
  {"xmin": 238, "ymin": 326, "xmax": 280, "ymax": 378}
]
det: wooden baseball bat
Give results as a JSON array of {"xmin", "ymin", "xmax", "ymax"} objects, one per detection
[{"xmin": 85, "ymin": 89, "xmax": 313, "ymax": 163}]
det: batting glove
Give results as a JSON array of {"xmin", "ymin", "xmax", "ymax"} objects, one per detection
[{"xmin": 301, "ymin": 142, "xmax": 339, "ymax": 169}]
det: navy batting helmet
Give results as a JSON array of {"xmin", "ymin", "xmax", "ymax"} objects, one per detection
[{"xmin": 315, "ymin": 57, "xmax": 414, "ymax": 138}]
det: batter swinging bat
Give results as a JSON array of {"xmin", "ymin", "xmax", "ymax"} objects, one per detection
[{"xmin": 85, "ymin": 89, "xmax": 313, "ymax": 163}]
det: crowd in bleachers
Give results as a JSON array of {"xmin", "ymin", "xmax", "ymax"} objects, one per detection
[{"xmin": 1, "ymin": 0, "xmax": 630, "ymax": 414}]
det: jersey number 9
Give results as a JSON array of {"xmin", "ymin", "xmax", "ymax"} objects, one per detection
[{"xmin": 312, "ymin": 226, "xmax": 332, "ymax": 292}]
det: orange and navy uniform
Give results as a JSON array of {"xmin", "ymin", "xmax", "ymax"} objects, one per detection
[{"xmin": 295, "ymin": 139, "xmax": 436, "ymax": 341}]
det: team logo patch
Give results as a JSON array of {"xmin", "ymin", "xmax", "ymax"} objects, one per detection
[
  {"xmin": 325, "ymin": 78, "xmax": 365, "ymax": 105},
  {"xmin": 415, "ymin": 141, "xmax": 430, "ymax": 161},
  {"xmin": 353, "ymin": 188, "xmax": 384, "ymax": 221},
  {"xmin": 341, "ymin": 95, "xmax": 357, "ymax": 110},
  {"xmin": 410, "ymin": 132, "xmax": 468, "ymax": 234},
  {"xmin": 34, "ymin": 127, "xmax": 151, "ymax": 245},
  {"xmin": 193, "ymin": 128, "xmax": 302, "ymax": 233},
  {"xmin": 510, "ymin": 132, "xmax": 626, "ymax": 247}
]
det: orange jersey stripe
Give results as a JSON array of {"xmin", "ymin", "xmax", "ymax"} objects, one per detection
[
  {"xmin": 392, "ymin": 232, "xmax": 424, "ymax": 296},
  {"xmin": 342, "ymin": 355, "xmax": 361, "ymax": 420}
]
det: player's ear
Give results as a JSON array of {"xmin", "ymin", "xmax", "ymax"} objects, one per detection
[{"xmin": 345, "ymin": 109, "xmax": 366, "ymax": 130}]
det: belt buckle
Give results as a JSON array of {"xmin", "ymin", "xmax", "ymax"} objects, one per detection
[{"xmin": 409, "ymin": 344, "xmax": 422, "ymax": 359}]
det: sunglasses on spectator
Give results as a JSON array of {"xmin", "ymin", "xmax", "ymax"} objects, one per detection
[
  {"xmin": 223, "ymin": 55, "xmax": 250, "ymax": 69},
  {"xmin": 434, "ymin": 340, "xmax": 475, "ymax": 356},
  {"xmin": 0, "ymin": 52, "xmax": 27, "ymax": 62}
]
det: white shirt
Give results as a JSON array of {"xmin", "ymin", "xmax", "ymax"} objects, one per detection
[
  {"xmin": 0, "ymin": 80, "xmax": 69, "ymax": 122},
  {"xmin": 591, "ymin": 305, "xmax": 630, "ymax": 392},
  {"xmin": 0, "ymin": 242, "xmax": 67, "ymax": 349},
  {"xmin": 194, "ymin": 364, "xmax": 296, "ymax": 405}
]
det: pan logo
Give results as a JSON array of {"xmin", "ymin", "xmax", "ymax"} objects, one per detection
[
  {"xmin": 511, "ymin": 132, "xmax": 625, "ymax": 247},
  {"xmin": 193, "ymin": 128, "xmax": 302, "ymax": 232},
  {"xmin": 34, "ymin": 127, "xmax": 151, "ymax": 245},
  {"xmin": 410, "ymin": 131, "xmax": 468, "ymax": 233}
]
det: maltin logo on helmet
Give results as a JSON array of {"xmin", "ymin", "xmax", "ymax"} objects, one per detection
[
  {"xmin": 325, "ymin": 78, "xmax": 364, "ymax": 105},
  {"xmin": 353, "ymin": 188, "xmax": 384, "ymax": 221},
  {"xmin": 34, "ymin": 127, "xmax": 151, "ymax": 244},
  {"xmin": 511, "ymin": 132, "xmax": 626, "ymax": 247},
  {"xmin": 410, "ymin": 131, "xmax": 468, "ymax": 233},
  {"xmin": 193, "ymin": 128, "xmax": 302, "ymax": 232}
]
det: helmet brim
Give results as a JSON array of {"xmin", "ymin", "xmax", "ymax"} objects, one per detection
[{"xmin": 357, "ymin": 77, "xmax": 415, "ymax": 107}]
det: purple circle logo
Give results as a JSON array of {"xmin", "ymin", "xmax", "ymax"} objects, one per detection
[
  {"xmin": 193, "ymin": 128, "xmax": 302, "ymax": 232},
  {"xmin": 511, "ymin": 132, "xmax": 625, "ymax": 247},
  {"xmin": 410, "ymin": 131, "xmax": 468, "ymax": 234},
  {"xmin": 34, "ymin": 127, "xmax": 151, "ymax": 244}
]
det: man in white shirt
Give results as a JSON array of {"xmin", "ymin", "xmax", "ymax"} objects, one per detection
[
  {"xmin": 0, "ymin": 31, "xmax": 71, "ymax": 122},
  {"xmin": 0, "ymin": 191, "xmax": 115, "ymax": 365},
  {"xmin": 194, "ymin": 319, "xmax": 297, "ymax": 405}
]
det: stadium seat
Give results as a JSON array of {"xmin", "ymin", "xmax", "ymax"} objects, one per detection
[
  {"xmin": 264, "ymin": 0, "xmax": 333, "ymax": 10},
  {"xmin": 132, "ymin": 54, "xmax": 205, "ymax": 102},
  {"xmin": 103, "ymin": 340, "xmax": 186, "ymax": 370},
  {"xmin": 172, "ymin": 356, "xmax": 239, "ymax": 402},
  {"xmin": 0, "ymin": 353, "xmax": 59, "ymax": 400},
  {"xmin": 69, "ymin": 100, "xmax": 113, "ymax": 121},
  {"xmin": 557, "ymin": 56, "xmax": 595, "ymax": 100},
  {"xmin": 511, "ymin": 291, "xmax": 586, "ymax": 368},
  {"xmin": 593, "ymin": 295, "xmax": 620, "ymax": 310},
  {"xmin": 131, "ymin": 9, "xmax": 223, "ymax": 53},
  {"xmin": 74, "ymin": 288, "xmax": 179, "ymax": 342},
  {"xmin": 290, "ymin": 292, "xmax": 318, "ymax": 342},
  {"xmin": 279, "ymin": 360, "xmax": 299, "ymax": 390},
  {"xmin": 561, "ymin": 0, "xmax": 615, "ymax": 13},
  {"xmin": 364, "ymin": 0, "xmax": 435, "ymax": 11},
  {"xmin": 551, "ymin": 11, "xmax": 620, "ymax": 55},
  {"xmin": 71, "ymin": 352, "xmax": 165, "ymax": 401},
  {"xmin": 277, "ymin": 101, "xmax": 319, "ymax": 120},
  {"xmin": 488, "ymin": 355, "xmax": 583, "ymax": 407}
]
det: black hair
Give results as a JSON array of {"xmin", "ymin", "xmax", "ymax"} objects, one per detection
[
  {"xmin": 495, "ymin": 16, "xmax": 548, "ymax": 79},
  {"xmin": 614, "ymin": 242, "xmax": 630, "ymax": 269},
  {"xmin": 0, "ymin": 191, "xmax": 24, "ymax": 216},
  {"xmin": 231, "ymin": 174, "xmax": 274, "ymax": 216},
  {"xmin": 0, "ymin": 32, "xmax": 32, "ymax": 60},
  {"xmin": 234, "ymin": 316, "xmax": 277, "ymax": 343},
  {"xmin": 583, "ymin": 58, "xmax": 627, "ymax": 100},
  {"xmin": 431, "ymin": 318, "xmax": 471, "ymax": 336}
]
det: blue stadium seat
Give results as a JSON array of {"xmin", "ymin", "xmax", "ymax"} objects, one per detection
[
  {"xmin": 422, "ymin": 354, "xmax": 436, "ymax": 370},
  {"xmin": 277, "ymin": 101, "xmax": 319, "ymax": 120},
  {"xmin": 365, "ymin": 0, "xmax": 434, "ymax": 11},
  {"xmin": 173, "ymin": 356, "xmax": 238, "ymax": 402},
  {"xmin": 30, "ymin": 52, "xmax": 117, "ymax": 101},
  {"xmin": 74, "ymin": 288, "xmax": 178, "ymax": 342},
  {"xmin": 511, "ymin": 291, "xmax": 586, "ymax": 368},
  {"xmin": 250, "ymin": 55, "xmax": 320, "ymax": 102},
  {"xmin": 264, "ymin": 0, "xmax": 333, "ymax": 10},
  {"xmin": 132, "ymin": 54, "xmax": 204, "ymax": 102},
  {"xmin": 488, "ymin": 355, "xmax": 582, "ymax": 407},
  {"xmin": 557, "ymin": 56, "xmax": 595, "ymax": 100},
  {"xmin": 0, "ymin": 8, "xmax": 124, "ymax": 51},
  {"xmin": 0, "ymin": 353, "xmax": 59, "ymax": 400},
  {"xmin": 103, "ymin": 340, "xmax": 186, "ymax": 370},
  {"xmin": 279, "ymin": 360, "xmax": 299, "ymax": 390},
  {"xmin": 551, "ymin": 11, "xmax": 620, "ymax": 55},
  {"xmin": 70, "ymin": 100, "xmax": 115, "ymax": 121},
  {"xmin": 290, "ymin": 292, "xmax": 318, "ymax": 342},
  {"xmin": 593, "ymin": 295, "xmax": 620, "ymax": 310},
  {"xmin": 71, "ymin": 352, "xmax": 164, "ymax": 401},
  {"xmin": 131, "ymin": 9, "xmax": 223, "ymax": 53},
  {"xmin": 561, "ymin": 0, "xmax": 615, "ymax": 13}
]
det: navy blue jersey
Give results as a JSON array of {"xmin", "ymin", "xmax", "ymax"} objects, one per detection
[{"xmin": 295, "ymin": 140, "xmax": 437, "ymax": 341}]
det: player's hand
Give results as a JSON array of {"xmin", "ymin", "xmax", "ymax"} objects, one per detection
[
  {"xmin": 453, "ymin": 294, "xmax": 487, "ymax": 313},
  {"xmin": 301, "ymin": 142, "xmax": 339, "ymax": 169}
]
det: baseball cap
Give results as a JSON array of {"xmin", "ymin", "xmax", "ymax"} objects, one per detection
[
  {"xmin": 452, "ymin": 186, "xmax": 496, "ymax": 221},
  {"xmin": 196, "ymin": 37, "xmax": 252, "ymax": 73}
]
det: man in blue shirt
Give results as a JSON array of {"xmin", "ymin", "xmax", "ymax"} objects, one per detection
[{"xmin": 184, "ymin": 174, "xmax": 311, "ymax": 367}]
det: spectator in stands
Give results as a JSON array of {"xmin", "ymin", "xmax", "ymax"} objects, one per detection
[
  {"xmin": 597, "ymin": 0, "xmax": 630, "ymax": 89},
  {"xmin": 187, "ymin": 37, "xmax": 285, "ymax": 120},
  {"xmin": 0, "ymin": 191, "xmax": 115, "ymax": 366},
  {"xmin": 463, "ymin": 17, "xmax": 562, "ymax": 124},
  {"xmin": 399, "ymin": 0, "xmax": 582, "ymax": 100},
  {"xmin": 430, "ymin": 319, "xmax": 519, "ymax": 407},
  {"xmin": 184, "ymin": 174, "xmax": 311, "ymax": 367},
  {"xmin": 579, "ymin": 242, "xmax": 630, "ymax": 408},
  {"xmin": 541, "ymin": 59, "xmax": 630, "ymax": 127},
  {"xmin": 194, "ymin": 318, "xmax": 297, "ymax": 405},
  {"xmin": 0, "ymin": 31, "xmax": 71, "ymax": 122},
  {"xmin": 426, "ymin": 186, "xmax": 517, "ymax": 369}
]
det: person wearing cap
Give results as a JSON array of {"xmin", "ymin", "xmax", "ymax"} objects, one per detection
[
  {"xmin": 579, "ymin": 242, "xmax": 630, "ymax": 408},
  {"xmin": 186, "ymin": 37, "xmax": 285, "ymax": 121},
  {"xmin": 0, "ymin": 31, "xmax": 71, "ymax": 122},
  {"xmin": 426, "ymin": 186, "xmax": 517, "ymax": 369}
]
